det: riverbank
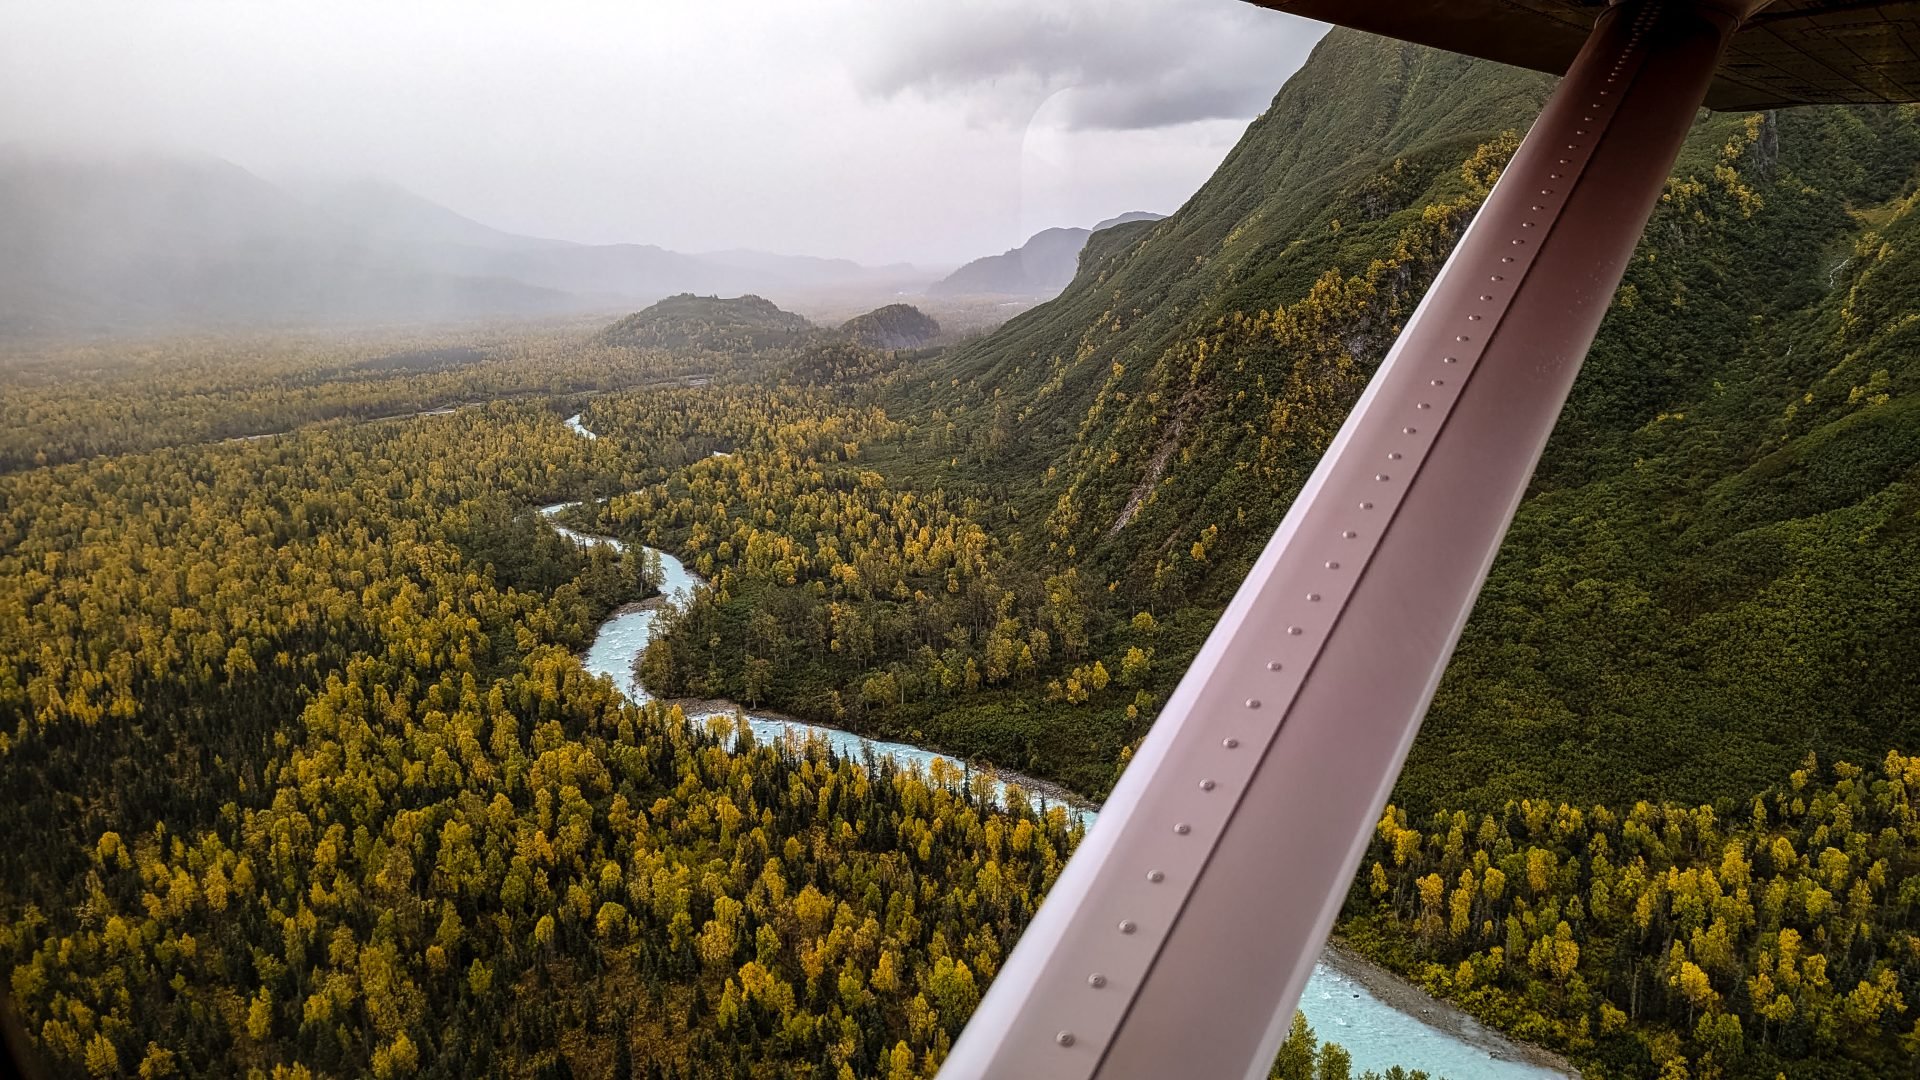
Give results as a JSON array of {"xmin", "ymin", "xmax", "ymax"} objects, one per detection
[
  {"xmin": 1322, "ymin": 939, "xmax": 1582, "ymax": 1078},
  {"xmin": 607, "ymin": 597, "xmax": 668, "ymax": 617},
  {"xmin": 667, "ymin": 695, "xmax": 1100, "ymax": 817},
  {"xmin": 548, "ymin": 410, "xmax": 1570, "ymax": 1080}
]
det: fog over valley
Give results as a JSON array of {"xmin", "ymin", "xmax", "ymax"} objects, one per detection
[{"xmin": 0, "ymin": 0, "xmax": 1323, "ymax": 337}]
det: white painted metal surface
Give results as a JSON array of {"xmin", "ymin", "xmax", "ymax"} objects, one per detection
[{"xmin": 940, "ymin": 3, "xmax": 1756, "ymax": 1077}]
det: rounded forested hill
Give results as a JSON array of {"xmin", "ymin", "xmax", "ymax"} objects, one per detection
[
  {"xmin": 597, "ymin": 292, "xmax": 812, "ymax": 351},
  {"xmin": 840, "ymin": 302, "xmax": 941, "ymax": 349}
]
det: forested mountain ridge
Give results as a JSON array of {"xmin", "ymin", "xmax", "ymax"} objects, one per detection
[
  {"xmin": 917, "ymin": 31, "xmax": 1555, "ymax": 417},
  {"xmin": 883, "ymin": 29, "xmax": 1920, "ymax": 813}
]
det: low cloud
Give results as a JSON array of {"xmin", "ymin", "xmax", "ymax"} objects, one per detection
[{"xmin": 850, "ymin": 0, "xmax": 1325, "ymax": 130}]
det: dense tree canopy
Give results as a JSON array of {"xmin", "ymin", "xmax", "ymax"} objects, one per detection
[{"xmin": 9, "ymin": 26, "xmax": 1920, "ymax": 1080}]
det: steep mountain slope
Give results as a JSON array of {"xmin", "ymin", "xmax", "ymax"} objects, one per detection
[
  {"xmin": 894, "ymin": 28, "xmax": 1920, "ymax": 815},
  {"xmin": 928, "ymin": 212, "xmax": 1165, "ymax": 297},
  {"xmin": 1411, "ymin": 138, "xmax": 1920, "ymax": 810}
]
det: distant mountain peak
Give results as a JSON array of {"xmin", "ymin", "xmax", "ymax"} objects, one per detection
[
  {"xmin": 928, "ymin": 212, "xmax": 1164, "ymax": 299},
  {"xmin": 1093, "ymin": 210, "xmax": 1165, "ymax": 233},
  {"xmin": 0, "ymin": 149, "xmax": 935, "ymax": 339}
]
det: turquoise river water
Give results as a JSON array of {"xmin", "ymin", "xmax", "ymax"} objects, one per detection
[{"xmin": 546, "ymin": 414, "xmax": 1567, "ymax": 1080}]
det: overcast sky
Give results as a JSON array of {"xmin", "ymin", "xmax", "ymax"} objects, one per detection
[{"xmin": 0, "ymin": 1, "xmax": 1325, "ymax": 267}]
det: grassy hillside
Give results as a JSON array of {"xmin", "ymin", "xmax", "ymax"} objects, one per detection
[
  {"xmin": 884, "ymin": 29, "xmax": 1920, "ymax": 819},
  {"xmin": 1415, "ymin": 126, "xmax": 1920, "ymax": 811}
]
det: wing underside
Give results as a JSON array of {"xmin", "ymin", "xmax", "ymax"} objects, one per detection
[{"xmin": 1247, "ymin": 0, "xmax": 1920, "ymax": 109}]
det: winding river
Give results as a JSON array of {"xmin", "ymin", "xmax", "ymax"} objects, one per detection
[{"xmin": 546, "ymin": 412, "xmax": 1569, "ymax": 1080}]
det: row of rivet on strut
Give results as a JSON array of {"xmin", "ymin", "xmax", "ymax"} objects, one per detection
[{"xmin": 1039, "ymin": 3, "xmax": 1668, "ymax": 1070}]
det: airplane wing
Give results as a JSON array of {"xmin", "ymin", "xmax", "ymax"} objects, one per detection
[
  {"xmin": 940, "ymin": 2, "xmax": 1920, "ymax": 1078},
  {"xmin": 1246, "ymin": 0, "xmax": 1920, "ymax": 109}
]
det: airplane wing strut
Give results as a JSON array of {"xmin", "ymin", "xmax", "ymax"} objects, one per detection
[{"xmin": 941, "ymin": 3, "xmax": 1763, "ymax": 1076}]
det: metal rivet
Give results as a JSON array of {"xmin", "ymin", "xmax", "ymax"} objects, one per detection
[
  {"xmin": 1266, "ymin": 660, "xmax": 1282, "ymax": 671},
  {"xmin": 1521, "ymin": 222, "xmax": 1535, "ymax": 229},
  {"xmin": 1417, "ymin": 402, "xmax": 1432, "ymax": 410},
  {"xmin": 1502, "ymin": 256, "xmax": 1515, "ymax": 263},
  {"xmin": 1431, "ymin": 379, "xmax": 1445, "ymax": 387},
  {"xmin": 1307, "ymin": 591, "xmax": 1322, "ymax": 602},
  {"xmin": 1245, "ymin": 698, "xmax": 1261, "ymax": 709},
  {"xmin": 1326, "ymin": 560, "xmax": 1341, "ymax": 569},
  {"xmin": 1147, "ymin": 870, "xmax": 1166, "ymax": 883},
  {"xmin": 1540, "ymin": 189, "xmax": 1554, "ymax": 195},
  {"xmin": 1223, "ymin": 737, "xmax": 1240, "ymax": 748},
  {"xmin": 1489, "ymin": 275, "xmax": 1503, "ymax": 282},
  {"xmin": 1200, "ymin": 779, "xmax": 1216, "ymax": 791},
  {"xmin": 1359, "ymin": 501, "xmax": 1374, "ymax": 509},
  {"xmin": 1119, "ymin": 920, "xmax": 1137, "ymax": 934},
  {"xmin": 1173, "ymin": 823, "xmax": 1191, "ymax": 835},
  {"xmin": 1088, "ymin": 974, "xmax": 1107, "ymax": 988},
  {"xmin": 1443, "ymin": 356, "xmax": 1459, "ymax": 363},
  {"xmin": 1479, "ymin": 294, "xmax": 1493, "ymax": 301},
  {"xmin": 1402, "ymin": 427, "xmax": 1417, "ymax": 435},
  {"xmin": 1510, "ymin": 239, "xmax": 1524, "ymax": 245},
  {"xmin": 1468, "ymin": 313, "xmax": 1483, "ymax": 320},
  {"xmin": 1058, "ymin": 1032, "xmax": 1077, "ymax": 1047},
  {"xmin": 1287, "ymin": 625, "xmax": 1303, "ymax": 635},
  {"xmin": 1387, "ymin": 452, "xmax": 1402, "ymax": 461},
  {"xmin": 1456, "ymin": 334, "xmax": 1471, "ymax": 341}
]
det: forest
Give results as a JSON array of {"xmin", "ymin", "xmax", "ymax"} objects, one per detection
[
  {"xmin": 0, "ymin": 333, "xmax": 1443, "ymax": 1078},
  {"xmin": 1358, "ymin": 753, "xmax": 1920, "ymax": 1079},
  {"xmin": 7, "ymin": 23, "xmax": 1920, "ymax": 1080}
]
